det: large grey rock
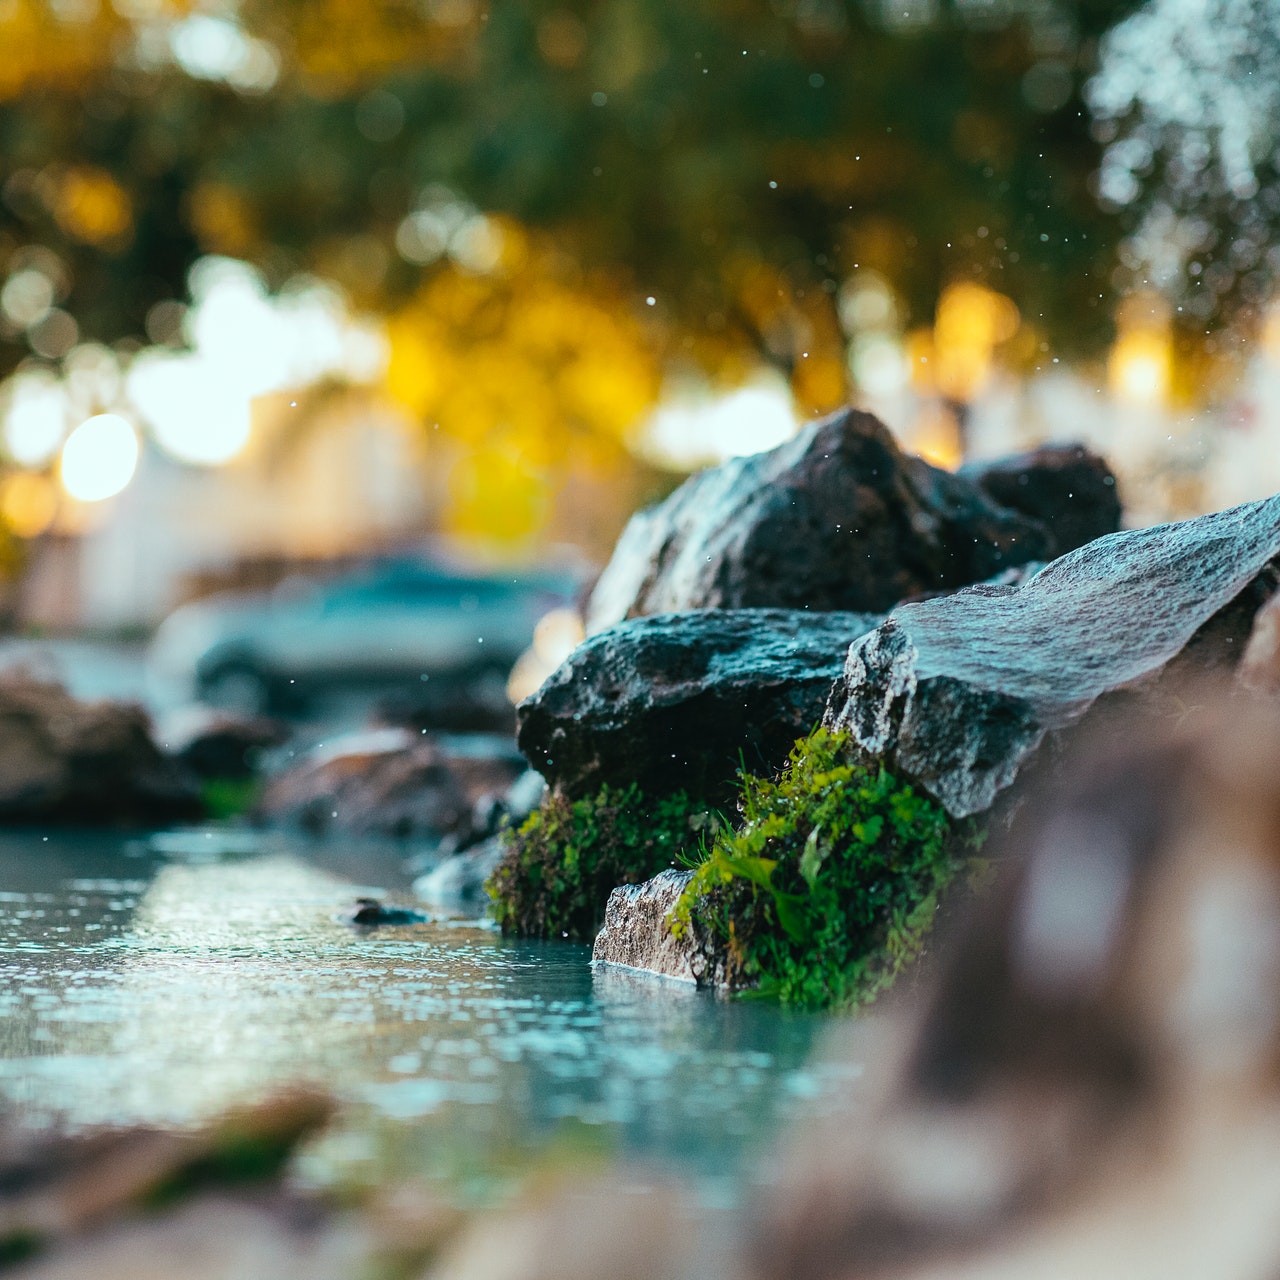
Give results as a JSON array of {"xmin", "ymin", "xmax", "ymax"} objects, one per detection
[
  {"xmin": 517, "ymin": 608, "xmax": 881, "ymax": 801},
  {"xmin": 825, "ymin": 494, "xmax": 1280, "ymax": 818},
  {"xmin": 586, "ymin": 408, "xmax": 1120, "ymax": 633}
]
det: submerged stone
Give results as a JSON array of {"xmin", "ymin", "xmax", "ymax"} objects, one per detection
[
  {"xmin": 586, "ymin": 407, "xmax": 1119, "ymax": 632},
  {"xmin": 338, "ymin": 897, "xmax": 430, "ymax": 927},
  {"xmin": 825, "ymin": 494, "xmax": 1280, "ymax": 818},
  {"xmin": 591, "ymin": 870, "xmax": 702, "ymax": 984},
  {"xmin": 517, "ymin": 607, "xmax": 881, "ymax": 801}
]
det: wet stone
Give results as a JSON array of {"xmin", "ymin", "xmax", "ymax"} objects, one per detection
[
  {"xmin": 586, "ymin": 407, "xmax": 1119, "ymax": 632},
  {"xmin": 517, "ymin": 608, "xmax": 881, "ymax": 801},
  {"xmin": 825, "ymin": 493, "xmax": 1280, "ymax": 817}
]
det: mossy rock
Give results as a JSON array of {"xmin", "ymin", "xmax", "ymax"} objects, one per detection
[
  {"xmin": 671, "ymin": 727, "xmax": 981, "ymax": 1010},
  {"xmin": 487, "ymin": 784, "xmax": 718, "ymax": 941}
]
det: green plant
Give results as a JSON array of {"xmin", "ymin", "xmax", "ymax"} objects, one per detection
[
  {"xmin": 672, "ymin": 727, "xmax": 974, "ymax": 1010},
  {"xmin": 487, "ymin": 784, "xmax": 717, "ymax": 941}
]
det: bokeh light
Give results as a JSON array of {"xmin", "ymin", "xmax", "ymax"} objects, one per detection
[
  {"xmin": 0, "ymin": 472, "xmax": 58, "ymax": 538},
  {"xmin": 638, "ymin": 378, "xmax": 798, "ymax": 468},
  {"xmin": 2, "ymin": 371, "xmax": 67, "ymax": 465},
  {"xmin": 59, "ymin": 414, "xmax": 140, "ymax": 502}
]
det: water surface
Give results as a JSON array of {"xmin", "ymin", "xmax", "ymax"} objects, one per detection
[{"xmin": 0, "ymin": 827, "xmax": 852, "ymax": 1204}]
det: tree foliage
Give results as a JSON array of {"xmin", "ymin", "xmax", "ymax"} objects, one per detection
[{"xmin": 1, "ymin": 1, "xmax": 1136, "ymax": 402}]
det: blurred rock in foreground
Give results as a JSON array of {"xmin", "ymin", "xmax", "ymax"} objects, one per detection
[
  {"xmin": 753, "ymin": 686, "xmax": 1280, "ymax": 1280},
  {"xmin": 586, "ymin": 408, "xmax": 1120, "ymax": 633},
  {"xmin": 827, "ymin": 493, "xmax": 1280, "ymax": 817},
  {"xmin": 0, "ymin": 674, "xmax": 202, "ymax": 825},
  {"xmin": 517, "ymin": 608, "xmax": 881, "ymax": 801}
]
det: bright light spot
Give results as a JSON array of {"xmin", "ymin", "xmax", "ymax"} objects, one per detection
[
  {"xmin": 125, "ymin": 259, "xmax": 385, "ymax": 466},
  {"xmin": 0, "ymin": 472, "xmax": 58, "ymax": 538},
  {"xmin": 1, "ymin": 269, "xmax": 54, "ymax": 328},
  {"xmin": 2, "ymin": 372, "xmax": 68, "ymax": 466},
  {"xmin": 638, "ymin": 377, "xmax": 798, "ymax": 468},
  {"xmin": 59, "ymin": 414, "xmax": 140, "ymax": 502},
  {"xmin": 852, "ymin": 334, "xmax": 910, "ymax": 397},
  {"xmin": 127, "ymin": 353, "xmax": 251, "ymax": 465},
  {"xmin": 450, "ymin": 215, "xmax": 504, "ymax": 274},
  {"xmin": 1109, "ymin": 327, "xmax": 1171, "ymax": 406},
  {"xmin": 169, "ymin": 16, "xmax": 279, "ymax": 93},
  {"xmin": 507, "ymin": 607, "xmax": 587, "ymax": 703}
]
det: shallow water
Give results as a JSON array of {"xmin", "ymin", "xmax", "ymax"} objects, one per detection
[{"xmin": 0, "ymin": 827, "xmax": 853, "ymax": 1205}]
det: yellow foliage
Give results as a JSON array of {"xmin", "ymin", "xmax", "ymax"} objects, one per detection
[
  {"xmin": 288, "ymin": 0, "xmax": 477, "ymax": 91},
  {"xmin": 50, "ymin": 166, "xmax": 133, "ymax": 247},
  {"xmin": 912, "ymin": 281, "xmax": 1019, "ymax": 402},
  {"xmin": 186, "ymin": 182, "xmax": 257, "ymax": 257},
  {"xmin": 387, "ymin": 249, "xmax": 661, "ymax": 541},
  {"xmin": 0, "ymin": 471, "xmax": 58, "ymax": 539},
  {"xmin": 0, "ymin": 0, "xmax": 124, "ymax": 99}
]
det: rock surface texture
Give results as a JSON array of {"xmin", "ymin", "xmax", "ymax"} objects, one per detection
[
  {"xmin": 0, "ymin": 675, "xmax": 201, "ymax": 823},
  {"xmin": 585, "ymin": 408, "xmax": 1120, "ymax": 633},
  {"xmin": 825, "ymin": 494, "xmax": 1280, "ymax": 818},
  {"xmin": 517, "ymin": 608, "xmax": 881, "ymax": 800},
  {"xmin": 591, "ymin": 870, "xmax": 700, "ymax": 982}
]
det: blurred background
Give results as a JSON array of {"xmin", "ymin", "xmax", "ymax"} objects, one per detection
[{"xmin": 0, "ymin": 0, "xmax": 1277, "ymax": 704}]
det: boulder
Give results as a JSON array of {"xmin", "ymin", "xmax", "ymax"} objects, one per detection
[
  {"xmin": 752, "ymin": 689, "xmax": 1280, "ymax": 1280},
  {"xmin": 585, "ymin": 408, "xmax": 1119, "ymax": 633},
  {"xmin": 258, "ymin": 729, "xmax": 525, "ymax": 839},
  {"xmin": 825, "ymin": 494, "xmax": 1280, "ymax": 818},
  {"xmin": 0, "ymin": 674, "xmax": 201, "ymax": 824},
  {"xmin": 962, "ymin": 443, "xmax": 1122, "ymax": 561},
  {"xmin": 517, "ymin": 608, "xmax": 882, "ymax": 801}
]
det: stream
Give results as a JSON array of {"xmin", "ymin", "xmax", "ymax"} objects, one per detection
[{"xmin": 0, "ymin": 825, "xmax": 856, "ymax": 1207}]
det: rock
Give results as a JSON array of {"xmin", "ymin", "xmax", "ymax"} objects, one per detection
[
  {"xmin": 962, "ymin": 443, "xmax": 1122, "ymax": 561},
  {"xmin": 517, "ymin": 608, "xmax": 881, "ymax": 801},
  {"xmin": 591, "ymin": 870, "xmax": 699, "ymax": 983},
  {"xmin": 337, "ymin": 897, "xmax": 430, "ymax": 927},
  {"xmin": 825, "ymin": 494, "xmax": 1280, "ymax": 818},
  {"xmin": 0, "ymin": 674, "xmax": 201, "ymax": 825},
  {"xmin": 413, "ymin": 836, "xmax": 505, "ymax": 914},
  {"xmin": 258, "ymin": 729, "xmax": 525, "ymax": 839},
  {"xmin": 586, "ymin": 407, "xmax": 1119, "ymax": 633},
  {"xmin": 157, "ymin": 704, "xmax": 291, "ymax": 780},
  {"xmin": 422, "ymin": 1173, "xmax": 703, "ymax": 1280}
]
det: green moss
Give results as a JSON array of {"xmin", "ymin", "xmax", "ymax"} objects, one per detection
[
  {"xmin": 200, "ymin": 775, "xmax": 261, "ymax": 820},
  {"xmin": 672, "ymin": 727, "xmax": 978, "ymax": 1011},
  {"xmin": 487, "ymin": 784, "xmax": 718, "ymax": 941}
]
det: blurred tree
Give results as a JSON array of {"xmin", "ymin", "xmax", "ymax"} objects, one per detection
[{"xmin": 0, "ymin": 0, "xmax": 1181, "ymax": 545}]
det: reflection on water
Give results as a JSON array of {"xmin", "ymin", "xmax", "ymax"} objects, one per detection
[{"xmin": 0, "ymin": 829, "xmax": 851, "ymax": 1204}]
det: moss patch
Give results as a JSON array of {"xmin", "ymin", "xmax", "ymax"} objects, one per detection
[
  {"xmin": 487, "ymin": 784, "xmax": 718, "ymax": 941},
  {"xmin": 672, "ymin": 727, "xmax": 978, "ymax": 1010}
]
